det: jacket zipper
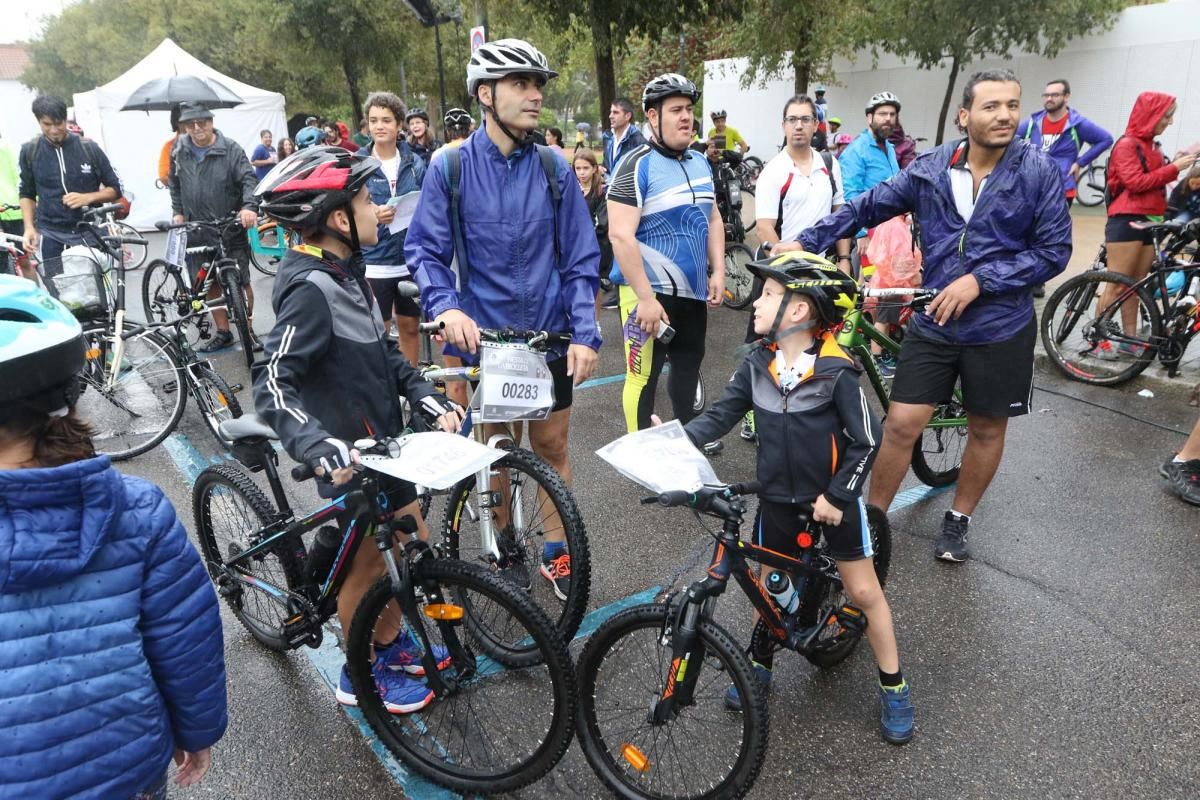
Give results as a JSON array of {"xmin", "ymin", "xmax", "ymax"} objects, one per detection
[{"xmin": 56, "ymin": 145, "xmax": 68, "ymax": 195}]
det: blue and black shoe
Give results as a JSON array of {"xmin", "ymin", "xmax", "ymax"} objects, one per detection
[
  {"xmin": 879, "ymin": 681, "xmax": 914, "ymax": 744},
  {"xmin": 336, "ymin": 662, "xmax": 435, "ymax": 714}
]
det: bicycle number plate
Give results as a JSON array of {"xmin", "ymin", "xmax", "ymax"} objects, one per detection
[
  {"xmin": 477, "ymin": 342, "xmax": 555, "ymax": 423},
  {"xmin": 165, "ymin": 228, "xmax": 187, "ymax": 268}
]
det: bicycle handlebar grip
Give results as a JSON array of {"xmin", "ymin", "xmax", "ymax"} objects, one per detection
[
  {"xmin": 291, "ymin": 463, "xmax": 315, "ymax": 482},
  {"xmin": 154, "ymin": 220, "xmax": 173, "ymax": 232},
  {"xmin": 418, "ymin": 321, "xmax": 444, "ymax": 334},
  {"xmin": 396, "ymin": 281, "xmax": 421, "ymax": 299},
  {"xmin": 83, "ymin": 203, "xmax": 123, "ymax": 219},
  {"xmin": 725, "ymin": 481, "xmax": 762, "ymax": 497},
  {"xmin": 657, "ymin": 490, "xmax": 693, "ymax": 507}
]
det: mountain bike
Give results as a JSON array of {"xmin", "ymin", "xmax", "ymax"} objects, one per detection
[
  {"xmin": 1075, "ymin": 159, "xmax": 1107, "ymax": 208},
  {"xmin": 844, "ymin": 286, "xmax": 967, "ymax": 486},
  {"xmin": 1041, "ymin": 218, "xmax": 1200, "ymax": 385},
  {"xmin": 579, "ymin": 431, "xmax": 890, "ymax": 800},
  {"xmin": 247, "ymin": 216, "xmax": 295, "ymax": 276},
  {"xmin": 141, "ymin": 215, "xmax": 258, "ymax": 371},
  {"xmin": 414, "ymin": 321, "xmax": 592, "ymax": 643},
  {"xmin": 733, "ymin": 155, "xmax": 763, "ymax": 195},
  {"xmin": 192, "ymin": 417, "xmax": 577, "ymax": 794},
  {"xmin": 93, "ymin": 203, "xmax": 149, "ymax": 270}
]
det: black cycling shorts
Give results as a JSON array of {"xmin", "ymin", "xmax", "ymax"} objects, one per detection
[
  {"xmin": 459, "ymin": 353, "xmax": 574, "ymax": 413},
  {"xmin": 1104, "ymin": 214, "xmax": 1155, "ymax": 245},
  {"xmin": 367, "ymin": 276, "xmax": 421, "ymax": 320},
  {"xmin": 890, "ymin": 316, "xmax": 1035, "ymax": 417},
  {"xmin": 757, "ymin": 498, "xmax": 873, "ymax": 562}
]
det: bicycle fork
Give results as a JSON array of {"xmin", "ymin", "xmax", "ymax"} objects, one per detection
[
  {"xmin": 103, "ymin": 308, "xmax": 127, "ymax": 391},
  {"xmin": 469, "ymin": 418, "xmax": 522, "ymax": 568},
  {"xmin": 650, "ymin": 585, "xmax": 720, "ymax": 725}
]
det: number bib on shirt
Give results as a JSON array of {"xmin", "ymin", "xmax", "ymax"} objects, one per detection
[{"xmin": 478, "ymin": 342, "xmax": 555, "ymax": 423}]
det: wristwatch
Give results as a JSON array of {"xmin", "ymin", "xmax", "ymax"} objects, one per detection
[{"xmin": 837, "ymin": 255, "xmax": 851, "ymax": 262}]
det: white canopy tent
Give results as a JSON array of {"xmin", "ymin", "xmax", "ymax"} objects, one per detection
[{"xmin": 73, "ymin": 39, "xmax": 287, "ymax": 230}]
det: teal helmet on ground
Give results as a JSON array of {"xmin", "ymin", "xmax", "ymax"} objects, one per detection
[{"xmin": 0, "ymin": 275, "xmax": 86, "ymax": 417}]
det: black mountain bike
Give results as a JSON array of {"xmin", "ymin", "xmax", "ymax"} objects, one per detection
[
  {"xmin": 713, "ymin": 158, "xmax": 755, "ymax": 310},
  {"xmin": 577, "ymin": 483, "xmax": 890, "ymax": 800},
  {"xmin": 142, "ymin": 215, "xmax": 257, "ymax": 371},
  {"xmin": 1042, "ymin": 217, "xmax": 1200, "ymax": 385},
  {"xmin": 192, "ymin": 415, "xmax": 577, "ymax": 794}
]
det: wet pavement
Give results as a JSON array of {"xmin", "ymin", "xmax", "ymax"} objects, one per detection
[{"xmin": 107, "ymin": 218, "xmax": 1200, "ymax": 799}]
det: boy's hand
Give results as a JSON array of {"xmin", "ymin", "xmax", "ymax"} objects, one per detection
[
  {"xmin": 416, "ymin": 393, "xmax": 465, "ymax": 432},
  {"xmin": 306, "ymin": 438, "xmax": 360, "ymax": 485},
  {"xmin": 435, "ymin": 309, "xmax": 481, "ymax": 353},
  {"xmin": 650, "ymin": 414, "xmax": 663, "ymax": 427},
  {"xmin": 812, "ymin": 494, "xmax": 843, "ymax": 527},
  {"xmin": 173, "ymin": 747, "xmax": 212, "ymax": 787}
]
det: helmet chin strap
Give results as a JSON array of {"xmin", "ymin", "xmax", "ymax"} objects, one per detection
[
  {"xmin": 318, "ymin": 204, "xmax": 362, "ymax": 255},
  {"xmin": 648, "ymin": 104, "xmax": 689, "ymax": 159},
  {"xmin": 482, "ymin": 82, "xmax": 529, "ymax": 147},
  {"xmin": 763, "ymin": 289, "xmax": 817, "ymax": 344}
]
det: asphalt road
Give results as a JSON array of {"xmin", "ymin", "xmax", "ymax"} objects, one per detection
[{"xmin": 107, "ymin": 226, "xmax": 1200, "ymax": 800}]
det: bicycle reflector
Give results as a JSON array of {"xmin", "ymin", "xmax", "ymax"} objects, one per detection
[
  {"xmin": 621, "ymin": 743, "xmax": 650, "ymax": 772},
  {"xmin": 796, "ymin": 531, "xmax": 814, "ymax": 549},
  {"xmin": 422, "ymin": 603, "xmax": 465, "ymax": 621}
]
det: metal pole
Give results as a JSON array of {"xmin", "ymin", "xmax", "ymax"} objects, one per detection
[
  {"xmin": 434, "ymin": 22, "xmax": 448, "ymax": 122},
  {"xmin": 399, "ymin": 61, "xmax": 409, "ymax": 106},
  {"xmin": 474, "ymin": 0, "xmax": 487, "ymax": 37}
]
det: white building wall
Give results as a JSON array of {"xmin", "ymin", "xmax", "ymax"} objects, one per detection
[
  {"xmin": 704, "ymin": 0, "xmax": 1200, "ymax": 159},
  {"xmin": 0, "ymin": 79, "xmax": 39, "ymax": 144}
]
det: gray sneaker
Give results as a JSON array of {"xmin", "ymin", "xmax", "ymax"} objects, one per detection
[
  {"xmin": 934, "ymin": 511, "xmax": 969, "ymax": 562},
  {"xmin": 1161, "ymin": 457, "xmax": 1200, "ymax": 507}
]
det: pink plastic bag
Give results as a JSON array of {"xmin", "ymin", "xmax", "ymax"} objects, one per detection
[{"xmin": 865, "ymin": 215, "xmax": 922, "ymax": 289}]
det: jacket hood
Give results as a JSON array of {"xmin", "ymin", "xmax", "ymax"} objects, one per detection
[
  {"xmin": 0, "ymin": 455, "xmax": 124, "ymax": 593},
  {"xmin": 1124, "ymin": 92, "xmax": 1175, "ymax": 140}
]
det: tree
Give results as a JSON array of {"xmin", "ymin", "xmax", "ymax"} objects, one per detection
[{"xmin": 867, "ymin": 0, "xmax": 1125, "ymax": 144}]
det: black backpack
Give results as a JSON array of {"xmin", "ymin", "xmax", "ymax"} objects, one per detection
[{"xmin": 441, "ymin": 144, "xmax": 561, "ymax": 290}]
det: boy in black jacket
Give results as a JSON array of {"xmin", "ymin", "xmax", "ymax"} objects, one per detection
[
  {"xmin": 683, "ymin": 252, "xmax": 914, "ymax": 744},
  {"xmin": 251, "ymin": 147, "xmax": 462, "ymax": 715}
]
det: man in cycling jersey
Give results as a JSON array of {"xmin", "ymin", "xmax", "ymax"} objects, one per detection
[
  {"xmin": 791, "ymin": 69, "xmax": 1072, "ymax": 563},
  {"xmin": 406, "ymin": 39, "xmax": 600, "ymax": 600},
  {"xmin": 607, "ymin": 73, "xmax": 724, "ymax": 450},
  {"xmin": 709, "ymin": 109, "xmax": 750, "ymax": 154}
]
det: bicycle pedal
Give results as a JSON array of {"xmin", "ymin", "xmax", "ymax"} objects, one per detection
[
  {"xmin": 163, "ymin": 380, "xmax": 178, "ymax": 394},
  {"xmin": 283, "ymin": 613, "xmax": 321, "ymax": 649},
  {"xmin": 228, "ymin": 383, "xmax": 244, "ymax": 393},
  {"xmin": 833, "ymin": 604, "xmax": 868, "ymax": 635}
]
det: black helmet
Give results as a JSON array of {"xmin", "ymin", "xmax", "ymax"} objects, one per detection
[
  {"xmin": 642, "ymin": 73, "xmax": 700, "ymax": 111},
  {"xmin": 406, "ymin": 108, "xmax": 430, "ymax": 123},
  {"xmin": 748, "ymin": 251, "xmax": 858, "ymax": 326},
  {"xmin": 255, "ymin": 146, "xmax": 380, "ymax": 231}
]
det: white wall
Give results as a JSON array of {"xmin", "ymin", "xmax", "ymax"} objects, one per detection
[
  {"xmin": 0, "ymin": 79, "xmax": 39, "ymax": 144},
  {"xmin": 705, "ymin": 0, "xmax": 1200, "ymax": 159}
]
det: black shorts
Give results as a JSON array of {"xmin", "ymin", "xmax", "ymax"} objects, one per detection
[
  {"xmin": 461, "ymin": 353, "xmax": 575, "ymax": 413},
  {"xmin": 367, "ymin": 276, "xmax": 421, "ymax": 320},
  {"xmin": 1105, "ymin": 214, "xmax": 1154, "ymax": 245},
  {"xmin": 757, "ymin": 498, "xmax": 873, "ymax": 562},
  {"xmin": 890, "ymin": 316, "xmax": 1035, "ymax": 417},
  {"xmin": 319, "ymin": 471, "xmax": 418, "ymax": 509}
]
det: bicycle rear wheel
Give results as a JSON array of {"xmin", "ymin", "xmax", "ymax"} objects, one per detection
[
  {"xmin": 346, "ymin": 558, "xmax": 576, "ymax": 794},
  {"xmin": 107, "ymin": 220, "xmax": 148, "ymax": 270},
  {"xmin": 141, "ymin": 259, "xmax": 188, "ymax": 326},
  {"xmin": 192, "ymin": 364, "xmax": 243, "ymax": 450},
  {"xmin": 1075, "ymin": 164, "xmax": 1106, "ymax": 207},
  {"xmin": 221, "ymin": 269, "xmax": 257, "ymax": 371},
  {"xmin": 1040, "ymin": 270, "xmax": 1160, "ymax": 386},
  {"xmin": 192, "ymin": 463, "xmax": 303, "ymax": 651},
  {"xmin": 441, "ymin": 446, "xmax": 590, "ymax": 648},
  {"xmin": 910, "ymin": 383, "xmax": 967, "ymax": 487},
  {"xmin": 78, "ymin": 321, "xmax": 186, "ymax": 460},
  {"xmin": 722, "ymin": 242, "xmax": 755, "ymax": 309},
  {"xmin": 249, "ymin": 224, "xmax": 285, "ymax": 276},
  {"xmin": 577, "ymin": 603, "xmax": 768, "ymax": 800}
]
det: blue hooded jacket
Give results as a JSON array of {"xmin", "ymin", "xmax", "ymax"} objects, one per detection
[
  {"xmin": 405, "ymin": 130, "xmax": 601, "ymax": 361},
  {"xmin": 357, "ymin": 139, "xmax": 426, "ymax": 271},
  {"xmin": 800, "ymin": 138, "xmax": 1072, "ymax": 345},
  {"xmin": 0, "ymin": 457, "xmax": 227, "ymax": 800},
  {"xmin": 1016, "ymin": 107, "xmax": 1113, "ymax": 194}
]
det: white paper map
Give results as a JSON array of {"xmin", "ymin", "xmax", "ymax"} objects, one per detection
[
  {"xmin": 386, "ymin": 191, "xmax": 422, "ymax": 234},
  {"xmin": 358, "ymin": 431, "xmax": 504, "ymax": 490},
  {"xmin": 596, "ymin": 421, "xmax": 720, "ymax": 494}
]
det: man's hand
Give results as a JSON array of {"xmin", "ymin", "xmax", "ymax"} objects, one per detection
[
  {"xmin": 770, "ymin": 240, "xmax": 804, "ymax": 254},
  {"xmin": 21, "ymin": 227, "xmax": 38, "ymax": 252},
  {"xmin": 173, "ymin": 214, "xmax": 186, "ymax": 225},
  {"xmin": 634, "ymin": 294, "xmax": 668, "ymax": 335},
  {"xmin": 926, "ymin": 273, "xmax": 981, "ymax": 326},
  {"xmin": 1068, "ymin": 163, "xmax": 1082, "ymax": 183},
  {"xmin": 239, "ymin": 209, "xmax": 258, "ymax": 229},
  {"xmin": 650, "ymin": 413, "xmax": 664, "ymax": 427},
  {"xmin": 707, "ymin": 270, "xmax": 726, "ymax": 309},
  {"xmin": 62, "ymin": 192, "xmax": 91, "ymax": 209},
  {"xmin": 375, "ymin": 203, "xmax": 397, "ymax": 225},
  {"xmin": 435, "ymin": 309, "xmax": 481, "ymax": 353},
  {"xmin": 566, "ymin": 343, "xmax": 598, "ymax": 385},
  {"xmin": 173, "ymin": 748, "xmax": 213, "ymax": 788},
  {"xmin": 812, "ymin": 494, "xmax": 844, "ymax": 527}
]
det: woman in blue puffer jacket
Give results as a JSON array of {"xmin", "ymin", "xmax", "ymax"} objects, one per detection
[{"xmin": 0, "ymin": 275, "xmax": 227, "ymax": 800}]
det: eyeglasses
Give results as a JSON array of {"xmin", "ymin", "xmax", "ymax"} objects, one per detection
[
  {"xmin": 183, "ymin": 119, "xmax": 213, "ymax": 129},
  {"xmin": 1041, "ymin": 92, "xmax": 1065, "ymax": 98},
  {"xmin": 784, "ymin": 115, "xmax": 816, "ymax": 126}
]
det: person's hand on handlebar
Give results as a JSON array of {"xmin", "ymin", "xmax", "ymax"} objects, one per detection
[
  {"xmin": 812, "ymin": 494, "xmax": 843, "ymax": 527},
  {"xmin": 434, "ymin": 309, "xmax": 481, "ymax": 354},
  {"xmin": 304, "ymin": 438, "xmax": 360, "ymax": 486},
  {"xmin": 239, "ymin": 209, "xmax": 258, "ymax": 229},
  {"xmin": 769, "ymin": 240, "xmax": 804, "ymax": 254},
  {"xmin": 415, "ymin": 394, "xmax": 465, "ymax": 432},
  {"xmin": 173, "ymin": 214, "xmax": 185, "ymax": 225}
]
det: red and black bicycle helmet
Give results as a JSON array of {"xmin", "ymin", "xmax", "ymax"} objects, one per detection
[{"xmin": 255, "ymin": 146, "xmax": 380, "ymax": 231}]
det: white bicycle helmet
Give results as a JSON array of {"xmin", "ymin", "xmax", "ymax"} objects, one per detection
[
  {"xmin": 466, "ymin": 38, "xmax": 558, "ymax": 99},
  {"xmin": 0, "ymin": 274, "xmax": 86, "ymax": 416},
  {"xmin": 443, "ymin": 107, "xmax": 473, "ymax": 129},
  {"xmin": 866, "ymin": 91, "xmax": 901, "ymax": 114},
  {"xmin": 642, "ymin": 73, "xmax": 701, "ymax": 111}
]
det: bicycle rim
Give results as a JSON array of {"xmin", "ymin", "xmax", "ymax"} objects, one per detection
[
  {"xmin": 1041, "ymin": 271, "xmax": 1159, "ymax": 386},
  {"xmin": 1075, "ymin": 166, "xmax": 1105, "ymax": 207},
  {"xmin": 192, "ymin": 463, "xmax": 299, "ymax": 650},
  {"xmin": 578, "ymin": 604, "xmax": 767, "ymax": 800},
  {"xmin": 910, "ymin": 385, "xmax": 967, "ymax": 487},
  {"xmin": 722, "ymin": 243, "xmax": 755, "ymax": 309},
  {"xmin": 347, "ymin": 560, "xmax": 575, "ymax": 794},
  {"xmin": 250, "ymin": 226, "xmax": 282, "ymax": 276},
  {"xmin": 78, "ymin": 322, "xmax": 186, "ymax": 460},
  {"xmin": 193, "ymin": 364, "xmax": 243, "ymax": 450}
]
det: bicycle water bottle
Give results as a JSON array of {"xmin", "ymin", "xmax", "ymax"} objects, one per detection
[
  {"xmin": 765, "ymin": 572, "xmax": 800, "ymax": 614},
  {"xmin": 305, "ymin": 526, "xmax": 342, "ymax": 585}
]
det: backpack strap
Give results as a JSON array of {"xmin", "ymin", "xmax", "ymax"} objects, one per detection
[
  {"xmin": 536, "ymin": 144, "xmax": 562, "ymax": 265},
  {"xmin": 820, "ymin": 150, "xmax": 838, "ymax": 199},
  {"xmin": 1105, "ymin": 135, "xmax": 1151, "ymax": 207},
  {"xmin": 441, "ymin": 147, "xmax": 470, "ymax": 291}
]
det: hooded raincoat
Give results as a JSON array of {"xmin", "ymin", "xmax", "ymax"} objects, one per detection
[{"xmin": 1106, "ymin": 92, "xmax": 1179, "ymax": 218}]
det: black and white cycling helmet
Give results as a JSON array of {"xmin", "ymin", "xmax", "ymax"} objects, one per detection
[
  {"xmin": 866, "ymin": 91, "xmax": 901, "ymax": 114},
  {"xmin": 0, "ymin": 275, "xmax": 86, "ymax": 418},
  {"xmin": 642, "ymin": 73, "xmax": 701, "ymax": 111},
  {"xmin": 466, "ymin": 38, "xmax": 558, "ymax": 99},
  {"xmin": 444, "ymin": 107, "xmax": 473, "ymax": 129},
  {"xmin": 255, "ymin": 146, "xmax": 380, "ymax": 233},
  {"xmin": 710, "ymin": 109, "xmax": 727, "ymax": 120}
]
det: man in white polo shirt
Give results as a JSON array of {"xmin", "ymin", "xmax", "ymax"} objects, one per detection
[{"xmin": 736, "ymin": 94, "xmax": 851, "ymax": 441}]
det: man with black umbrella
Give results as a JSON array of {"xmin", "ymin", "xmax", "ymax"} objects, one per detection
[{"xmin": 168, "ymin": 101, "xmax": 260, "ymax": 353}]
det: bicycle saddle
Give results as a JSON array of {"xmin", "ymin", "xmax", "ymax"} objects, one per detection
[{"xmin": 218, "ymin": 414, "xmax": 279, "ymax": 442}]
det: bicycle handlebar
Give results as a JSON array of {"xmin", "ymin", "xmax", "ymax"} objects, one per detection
[
  {"xmin": 860, "ymin": 287, "xmax": 939, "ymax": 299},
  {"xmin": 154, "ymin": 213, "xmax": 241, "ymax": 232},
  {"xmin": 418, "ymin": 321, "xmax": 573, "ymax": 348},
  {"xmin": 648, "ymin": 481, "xmax": 762, "ymax": 520},
  {"xmin": 81, "ymin": 203, "xmax": 124, "ymax": 220}
]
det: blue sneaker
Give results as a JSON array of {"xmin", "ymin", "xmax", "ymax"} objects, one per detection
[
  {"xmin": 336, "ymin": 662, "xmax": 435, "ymax": 714},
  {"xmin": 879, "ymin": 681, "xmax": 914, "ymax": 744},
  {"xmin": 723, "ymin": 662, "xmax": 772, "ymax": 711},
  {"xmin": 376, "ymin": 630, "xmax": 452, "ymax": 675}
]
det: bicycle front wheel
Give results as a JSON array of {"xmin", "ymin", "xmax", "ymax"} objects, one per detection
[
  {"xmin": 78, "ymin": 321, "xmax": 186, "ymax": 460},
  {"xmin": 910, "ymin": 383, "xmax": 968, "ymax": 487},
  {"xmin": 192, "ymin": 364, "xmax": 243, "ymax": 450},
  {"xmin": 1075, "ymin": 164, "xmax": 1106, "ymax": 207},
  {"xmin": 193, "ymin": 463, "xmax": 302, "ymax": 651},
  {"xmin": 441, "ymin": 446, "xmax": 590, "ymax": 646},
  {"xmin": 577, "ymin": 603, "xmax": 769, "ymax": 800},
  {"xmin": 346, "ymin": 558, "xmax": 576, "ymax": 794},
  {"xmin": 1040, "ymin": 270, "xmax": 1160, "ymax": 386},
  {"xmin": 722, "ymin": 242, "xmax": 755, "ymax": 310},
  {"xmin": 107, "ymin": 220, "xmax": 149, "ymax": 270},
  {"xmin": 141, "ymin": 259, "xmax": 188, "ymax": 326}
]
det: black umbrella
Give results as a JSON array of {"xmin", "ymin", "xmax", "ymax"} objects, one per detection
[{"xmin": 121, "ymin": 75, "xmax": 244, "ymax": 111}]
